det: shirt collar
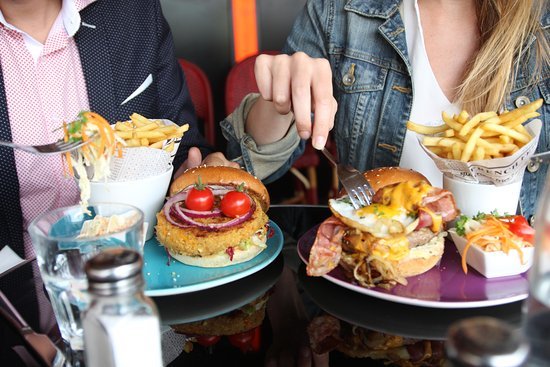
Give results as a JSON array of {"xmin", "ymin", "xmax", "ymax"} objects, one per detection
[{"xmin": 0, "ymin": 0, "xmax": 96, "ymax": 37}]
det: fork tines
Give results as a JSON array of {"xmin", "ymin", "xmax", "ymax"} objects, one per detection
[{"xmin": 350, "ymin": 183, "xmax": 373, "ymax": 208}]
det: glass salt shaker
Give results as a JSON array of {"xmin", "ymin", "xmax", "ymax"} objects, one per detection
[
  {"xmin": 82, "ymin": 248, "xmax": 163, "ymax": 367},
  {"xmin": 522, "ymin": 171, "xmax": 550, "ymax": 366},
  {"xmin": 446, "ymin": 316, "xmax": 529, "ymax": 367}
]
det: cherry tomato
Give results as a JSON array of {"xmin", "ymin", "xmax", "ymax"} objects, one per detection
[
  {"xmin": 227, "ymin": 326, "xmax": 261, "ymax": 353},
  {"xmin": 502, "ymin": 215, "xmax": 535, "ymax": 244},
  {"xmin": 186, "ymin": 186, "xmax": 214, "ymax": 211},
  {"xmin": 221, "ymin": 191, "xmax": 251, "ymax": 217},
  {"xmin": 195, "ymin": 335, "xmax": 221, "ymax": 347}
]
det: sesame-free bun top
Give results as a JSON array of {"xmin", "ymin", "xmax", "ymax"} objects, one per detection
[
  {"xmin": 363, "ymin": 167, "xmax": 430, "ymax": 193},
  {"xmin": 170, "ymin": 166, "xmax": 270, "ymax": 212}
]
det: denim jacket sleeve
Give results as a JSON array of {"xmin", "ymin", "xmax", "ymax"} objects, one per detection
[{"xmin": 220, "ymin": 93, "xmax": 304, "ymax": 183}]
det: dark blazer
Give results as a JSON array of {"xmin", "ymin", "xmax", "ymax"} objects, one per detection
[{"xmin": 0, "ymin": 0, "xmax": 211, "ymax": 336}]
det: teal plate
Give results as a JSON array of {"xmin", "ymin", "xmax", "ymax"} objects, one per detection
[{"xmin": 143, "ymin": 220, "xmax": 283, "ymax": 297}]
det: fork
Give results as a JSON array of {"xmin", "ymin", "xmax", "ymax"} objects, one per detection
[
  {"xmin": 321, "ymin": 147, "xmax": 375, "ymax": 209},
  {"xmin": 0, "ymin": 138, "xmax": 92, "ymax": 155}
]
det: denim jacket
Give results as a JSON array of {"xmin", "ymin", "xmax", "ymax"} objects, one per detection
[{"xmin": 222, "ymin": 0, "xmax": 549, "ymax": 218}]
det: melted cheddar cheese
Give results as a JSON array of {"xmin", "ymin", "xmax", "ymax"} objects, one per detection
[{"xmin": 357, "ymin": 180, "xmax": 432, "ymax": 218}]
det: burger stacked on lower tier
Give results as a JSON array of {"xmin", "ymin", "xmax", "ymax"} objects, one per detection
[
  {"xmin": 308, "ymin": 167, "xmax": 459, "ymax": 289},
  {"xmin": 156, "ymin": 166, "xmax": 270, "ymax": 267},
  {"xmin": 308, "ymin": 314, "xmax": 445, "ymax": 366}
]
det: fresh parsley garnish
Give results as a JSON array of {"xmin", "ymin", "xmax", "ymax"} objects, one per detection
[
  {"xmin": 67, "ymin": 120, "xmax": 83, "ymax": 135},
  {"xmin": 455, "ymin": 215, "xmax": 469, "ymax": 236}
]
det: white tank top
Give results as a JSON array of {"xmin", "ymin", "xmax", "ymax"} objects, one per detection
[{"xmin": 399, "ymin": 0, "xmax": 460, "ymax": 187}]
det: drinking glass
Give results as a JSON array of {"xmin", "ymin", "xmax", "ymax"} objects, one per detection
[
  {"xmin": 28, "ymin": 203, "xmax": 144, "ymax": 356},
  {"xmin": 523, "ymin": 172, "xmax": 550, "ymax": 366}
]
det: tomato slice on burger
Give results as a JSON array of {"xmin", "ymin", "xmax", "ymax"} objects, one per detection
[{"xmin": 186, "ymin": 176, "xmax": 214, "ymax": 211}]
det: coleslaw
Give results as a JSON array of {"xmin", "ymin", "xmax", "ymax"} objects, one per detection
[{"xmin": 455, "ymin": 212, "xmax": 534, "ymax": 274}]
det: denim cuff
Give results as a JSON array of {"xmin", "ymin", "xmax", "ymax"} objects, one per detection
[{"xmin": 221, "ymin": 93, "xmax": 301, "ymax": 180}]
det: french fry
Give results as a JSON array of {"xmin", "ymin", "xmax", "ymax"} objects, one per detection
[
  {"xmin": 498, "ymin": 99, "xmax": 543, "ymax": 123},
  {"xmin": 115, "ymin": 131, "xmax": 133, "ymax": 140},
  {"xmin": 461, "ymin": 127, "xmax": 484, "ymax": 162},
  {"xmin": 406, "ymin": 121, "xmax": 448, "ymax": 134},
  {"xmin": 427, "ymin": 146, "xmax": 446, "ymax": 156},
  {"xmin": 157, "ymin": 125, "xmax": 178, "ymax": 134},
  {"xmin": 125, "ymin": 138, "xmax": 141, "ymax": 147},
  {"xmin": 149, "ymin": 141, "xmax": 164, "ymax": 149},
  {"xmin": 444, "ymin": 129, "xmax": 455, "ymax": 137},
  {"xmin": 459, "ymin": 111, "xmax": 497, "ymax": 137},
  {"xmin": 473, "ymin": 146, "xmax": 485, "ymax": 161},
  {"xmin": 140, "ymin": 138, "xmax": 149, "ymax": 146},
  {"xmin": 452, "ymin": 143, "xmax": 462, "ymax": 160},
  {"xmin": 502, "ymin": 111, "xmax": 540, "ymax": 129},
  {"xmin": 134, "ymin": 131, "xmax": 166, "ymax": 139},
  {"xmin": 457, "ymin": 110, "xmax": 469, "ymax": 123},
  {"xmin": 134, "ymin": 123, "xmax": 160, "ymax": 132},
  {"xmin": 115, "ymin": 122, "xmax": 133, "ymax": 131},
  {"xmin": 164, "ymin": 141, "xmax": 175, "ymax": 152},
  {"xmin": 481, "ymin": 124, "xmax": 531, "ymax": 144},
  {"xmin": 129, "ymin": 113, "xmax": 151, "ymax": 127},
  {"xmin": 442, "ymin": 111, "xmax": 464, "ymax": 131}
]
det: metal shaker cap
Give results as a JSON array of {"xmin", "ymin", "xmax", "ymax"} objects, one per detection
[
  {"xmin": 85, "ymin": 248, "xmax": 143, "ymax": 296},
  {"xmin": 446, "ymin": 317, "xmax": 529, "ymax": 367}
]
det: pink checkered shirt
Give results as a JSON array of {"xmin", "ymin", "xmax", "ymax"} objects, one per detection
[{"xmin": 0, "ymin": 0, "xmax": 95, "ymax": 257}]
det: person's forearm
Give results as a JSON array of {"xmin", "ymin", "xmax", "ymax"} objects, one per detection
[{"xmin": 245, "ymin": 97, "xmax": 294, "ymax": 145}]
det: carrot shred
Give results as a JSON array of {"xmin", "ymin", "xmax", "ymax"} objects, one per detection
[{"xmin": 65, "ymin": 151, "xmax": 74, "ymax": 177}]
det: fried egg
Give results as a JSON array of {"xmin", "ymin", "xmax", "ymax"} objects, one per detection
[{"xmin": 329, "ymin": 197, "xmax": 419, "ymax": 238}]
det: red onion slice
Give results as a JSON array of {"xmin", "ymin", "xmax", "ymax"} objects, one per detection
[
  {"xmin": 176, "ymin": 203, "xmax": 222, "ymax": 218},
  {"xmin": 172, "ymin": 199, "xmax": 256, "ymax": 231},
  {"xmin": 163, "ymin": 190, "xmax": 188, "ymax": 219}
]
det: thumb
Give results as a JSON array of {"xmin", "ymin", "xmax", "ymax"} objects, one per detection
[
  {"xmin": 185, "ymin": 147, "xmax": 203, "ymax": 168},
  {"xmin": 175, "ymin": 147, "xmax": 202, "ymax": 178}
]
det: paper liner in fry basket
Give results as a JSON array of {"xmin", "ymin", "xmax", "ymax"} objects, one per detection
[
  {"xmin": 106, "ymin": 119, "xmax": 182, "ymax": 182},
  {"xmin": 419, "ymin": 119, "xmax": 542, "ymax": 186}
]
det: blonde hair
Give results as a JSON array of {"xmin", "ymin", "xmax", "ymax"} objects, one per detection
[{"xmin": 457, "ymin": 0, "xmax": 549, "ymax": 114}]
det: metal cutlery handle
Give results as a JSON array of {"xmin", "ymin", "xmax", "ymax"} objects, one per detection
[
  {"xmin": 0, "ymin": 290, "xmax": 66, "ymax": 367},
  {"xmin": 530, "ymin": 151, "xmax": 550, "ymax": 163},
  {"xmin": 321, "ymin": 147, "xmax": 338, "ymax": 166}
]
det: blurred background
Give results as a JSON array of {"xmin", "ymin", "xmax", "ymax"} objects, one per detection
[{"xmin": 160, "ymin": 0, "xmax": 335, "ymax": 204}]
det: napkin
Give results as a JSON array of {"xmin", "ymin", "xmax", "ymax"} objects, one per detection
[{"xmin": 0, "ymin": 246, "xmax": 26, "ymax": 276}]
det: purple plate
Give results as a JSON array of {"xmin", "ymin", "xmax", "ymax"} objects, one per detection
[{"xmin": 297, "ymin": 225, "xmax": 529, "ymax": 309}]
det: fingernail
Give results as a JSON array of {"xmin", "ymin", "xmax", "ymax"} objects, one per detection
[
  {"xmin": 299, "ymin": 130, "xmax": 311, "ymax": 140},
  {"xmin": 313, "ymin": 136, "xmax": 326, "ymax": 149}
]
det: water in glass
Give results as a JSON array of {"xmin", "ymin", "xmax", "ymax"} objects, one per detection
[{"xmin": 28, "ymin": 203, "xmax": 144, "ymax": 355}]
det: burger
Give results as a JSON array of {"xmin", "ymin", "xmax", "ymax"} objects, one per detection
[
  {"xmin": 308, "ymin": 314, "xmax": 445, "ymax": 366},
  {"xmin": 156, "ymin": 166, "xmax": 270, "ymax": 267},
  {"xmin": 171, "ymin": 292, "xmax": 269, "ymax": 353},
  {"xmin": 307, "ymin": 167, "xmax": 459, "ymax": 289}
]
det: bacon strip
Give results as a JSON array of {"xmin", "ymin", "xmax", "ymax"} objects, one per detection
[
  {"xmin": 422, "ymin": 188, "xmax": 459, "ymax": 222},
  {"xmin": 307, "ymin": 216, "xmax": 345, "ymax": 276}
]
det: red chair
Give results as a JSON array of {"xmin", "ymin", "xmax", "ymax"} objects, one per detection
[
  {"xmin": 225, "ymin": 52, "xmax": 319, "ymax": 204},
  {"xmin": 179, "ymin": 58, "xmax": 216, "ymax": 146}
]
